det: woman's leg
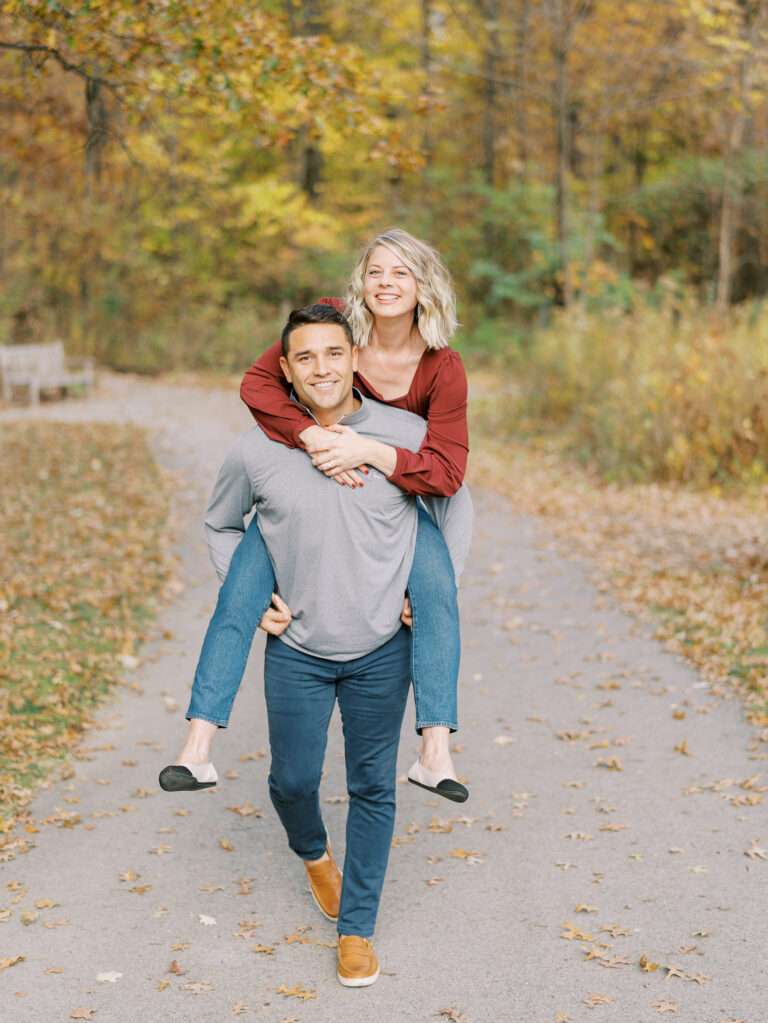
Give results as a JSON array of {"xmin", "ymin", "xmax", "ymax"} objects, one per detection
[
  {"xmin": 176, "ymin": 515, "xmax": 275, "ymax": 764},
  {"xmin": 407, "ymin": 505, "xmax": 460, "ymax": 780}
]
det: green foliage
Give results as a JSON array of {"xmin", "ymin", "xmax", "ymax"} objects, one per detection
[{"xmin": 494, "ymin": 295, "xmax": 768, "ymax": 485}]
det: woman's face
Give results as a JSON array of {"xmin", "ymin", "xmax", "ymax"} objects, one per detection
[{"xmin": 363, "ymin": 245, "xmax": 418, "ymax": 321}]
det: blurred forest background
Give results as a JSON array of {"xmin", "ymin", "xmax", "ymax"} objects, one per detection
[{"xmin": 2, "ymin": 0, "xmax": 768, "ymax": 482}]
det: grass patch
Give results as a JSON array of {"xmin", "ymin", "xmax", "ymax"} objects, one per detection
[
  {"xmin": 0, "ymin": 422, "xmax": 171, "ymax": 846},
  {"xmin": 469, "ymin": 381, "xmax": 768, "ymax": 729}
]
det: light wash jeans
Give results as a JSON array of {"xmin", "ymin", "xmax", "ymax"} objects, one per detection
[
  {"xmin": 265, "ymin": 628, "xmax": 411, "ymax": 937},
  {"xmin": 186, "ymin": 505, "xmax": 460, "ymax": 732}
]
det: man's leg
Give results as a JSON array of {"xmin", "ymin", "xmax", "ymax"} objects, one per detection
[
  {"xmin": 264, "ymin": 636, "xmax": 336, "ymax": 861},
  {"xmin": 336, "ymin": 628, "xmax": 411, "ymax": 939}
]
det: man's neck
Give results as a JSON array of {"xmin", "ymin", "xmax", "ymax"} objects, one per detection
[{"xmin": 311, "ymin": 393, "xmax": 361, "ymax": 427}]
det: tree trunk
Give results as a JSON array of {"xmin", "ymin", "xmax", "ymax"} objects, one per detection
[
  {"xmin": 513, "ymin": 0, "xmax": 530, "ymax": 181},
  {"xmin": 482, "ymin": 0, "xmax": 500, "ymax": 189},
  {"xmin": 716, "ymin": 1, "xmax": 764, "ymax": 313},
  {"xmin": 552, "ymin": 0, "xmax": 573, "ymax": 307},
  {"xmin": 421, "ymin": 0, "xmax": 434, "ymax": 171}
]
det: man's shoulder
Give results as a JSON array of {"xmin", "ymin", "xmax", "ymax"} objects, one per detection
[{"xmin": 362, "ymin": 399, "xmax": 426, "ymax": 446}]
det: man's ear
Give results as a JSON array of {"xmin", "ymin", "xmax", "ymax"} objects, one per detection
[{"xmin": 279, "ymin": 355, "xmax": 292, "ymax": 383}]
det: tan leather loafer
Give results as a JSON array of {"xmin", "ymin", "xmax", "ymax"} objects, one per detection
[
  {"xmin": 337, "ymin": 935, "xmax": 380, "ymax": 987},
  {"xmin": 304, "ymin": 847, "xmax": 342, "ymax": 922}
]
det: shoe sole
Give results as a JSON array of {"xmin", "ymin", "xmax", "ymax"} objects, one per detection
[
  {"xmin": 407, "ymin": 777, "xmax": 468, "ymax": 803},
  {"xmin": 158, "ymin": 766, "xmax": 217, "ymax": 792},
  {"xmin": 307, "ymin": 863, "xmax": 343, "ymax": 922},
  {"xmin": 337, "ymin": 967, "xmax": 380, "ymax": 988},
  {"xmin": 310, "ymin": 884, "xmax": 339, "ymax": 923}
]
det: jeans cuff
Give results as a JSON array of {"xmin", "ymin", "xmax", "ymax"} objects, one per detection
[
  {"xmin": 185, "ymin": 709, "xmax": 229, "ymax": 728},
  {"xmin": 416, "ymin": 719, "xmax": 458, "ymax": 733}
]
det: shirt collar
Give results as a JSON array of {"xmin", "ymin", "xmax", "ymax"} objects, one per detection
[{"xmin": 290, "ymin": 387, "xmax": 370, "ymax": 428}]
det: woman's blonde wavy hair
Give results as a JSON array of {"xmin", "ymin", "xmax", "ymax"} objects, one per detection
[{"xmin": 345, "ymin": 228, "xmax": 458, "ymax": 349}]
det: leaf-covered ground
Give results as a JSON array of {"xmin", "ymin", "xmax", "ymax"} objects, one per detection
[
  {"xmin": 0, "ymin": 422, "xmax": 171, "ymax": 842},
  {"xmin": 469, "ymin": 398, "xmax": 768, "ymax": 728}
]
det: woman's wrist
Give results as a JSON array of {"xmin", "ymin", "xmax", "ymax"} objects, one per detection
[{"xmin": 364, "ymin": 439, "xmax": 397, "ymax": 477}]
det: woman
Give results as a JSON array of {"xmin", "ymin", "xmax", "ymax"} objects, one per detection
[{"xmin": 162, "ymin": 228, "xmax": 471, "ymax": 802}]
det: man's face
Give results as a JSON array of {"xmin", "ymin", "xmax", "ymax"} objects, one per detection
[{"xmin": 279, "ymin": 323, "xmax": 358, "ymax": 418}]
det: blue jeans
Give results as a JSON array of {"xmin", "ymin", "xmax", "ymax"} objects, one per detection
[
  {"xmin": 186, "ymin": 505, "xmax": 460, "ymax": 731},
  {"xmin": 264, "ymin": 629, "xmax": 411, "ymax": 937}
]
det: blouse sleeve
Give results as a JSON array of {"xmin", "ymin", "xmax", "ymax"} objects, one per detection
[
  {"xmin": 239, "ymin": 340, "xmax": 314, "ymax": 447},
  {"xmin": 238, "ymin": 297, "xmax": 345, "ymax": 447},
  {"xmin": 388, "ymin": 351, "xmax": 469, "ymax": 498}
]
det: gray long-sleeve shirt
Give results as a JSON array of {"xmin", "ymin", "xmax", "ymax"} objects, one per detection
[{"xmin": 204, "ymin": 394, "xmax": 473, "ymax": 661}]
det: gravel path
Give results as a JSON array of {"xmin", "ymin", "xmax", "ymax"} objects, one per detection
[{"xmin": 1, "ymin": 375, "xmax": 765, "ymax": 1023}]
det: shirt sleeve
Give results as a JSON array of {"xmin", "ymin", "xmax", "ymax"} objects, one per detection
[
  {"xmin": 239, "ymin": 297, "xmax": 345, "ymax": 448},
  {"xmin": 239, "ymin": 341, "xmax": 314, "ymax": 448},
  {"xmin": 388, "ymin": 351, "xmax": 469, "ymax": 497},
  {"xmin": 204, "ymin": 439, "xmax": 256, "ymax": 582},
  {"xmin": 420, "ymin": 484, "xmax": 474, "ymax": 582}
]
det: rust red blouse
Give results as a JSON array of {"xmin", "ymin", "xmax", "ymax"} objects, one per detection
[{"xmin": 239, "ymin": 299, "xmax": 469, "ymax": 497}]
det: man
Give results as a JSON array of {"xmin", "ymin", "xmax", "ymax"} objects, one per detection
[{"xmin": 166, "ymin": 304, "xmax": 471, "ymax": 986}]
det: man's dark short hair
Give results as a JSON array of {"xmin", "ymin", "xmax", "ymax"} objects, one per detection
[{"xmin": 280, "ymin": 303, "xmax": 354, "ymax": 357}]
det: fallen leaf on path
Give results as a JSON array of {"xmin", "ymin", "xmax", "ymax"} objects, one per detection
[
  {"xmin": 35, "ymin": 899, "xmax": 58, "ymax": 909},
  {"xmin": 45, "ymin": 967, "xmax": 64, "ymax": 974},
  {"xmin": 157, "ymin": 979, "xmax": 170, "ymax": 992},
  {"xmin": 575, "ymin": 904, "xmax": 598, "ymax": 913},
  {"xmin": 237, "ymin": 878, "xmax": 253, "ymax": 896},
  {"xmin": 133, "ymin": 788, "xmax": 155, "ymax": 798},
  {"xmin": 745, "ymin": 838, "xmax": 768, "ymax": 860},
  {"xmin": 0, "ymin": 955, "xmax": 24, "ymax": 972},
  {"xmin": 170, "ymin": 943, "xmax": 191, "ymax": 951},
  {"xmin": 428, "ymin": 817, "xmax": 453, "ymax": 833},
  {"xmin": 198, "ymin": 914, "xmax": 216, "ymax": 926},
  {"xmin": 561, "ymin": 923, "xmax": 594, "ymax": 941},
  {"xmin": 231, "ymin": 1002, "xmax": 248, "ymax": 1015},
  {"xmin": 594, "ymin": 757, "xmax": 623, "ymax": 771},
  {"xmin": 426, "ymin": 877, "xmax": 444, "ymax": 886},
  {"xmin": 252, "ymin": 945, "xmax": 275, "ymax": 955},
  {"xmin": 674, "ymin": 740, "xmax": 691, "ymax": 756},
  {"xmin": 276, "ymin": 984, "xmax": 316, "ymax": 1000},
  {"xmin": 96, "ymin": 972, "xmax": 122, "ymax": 983},
  {"xmin": 599, "ymin": 823, "xmax": 627, "ymax": 832},
  {"xmin": 0, "ymin": 909, "xmax": 12, "ymax": 921},
  {"xmin": 227, "ymin": 802, "xmax": 262, "ymax": 817},
  {"xmin": 651, "ymin": 1001, "xmax": 678, "ymax": 1014},
  {"xmin": 437, "ymin": 1009, "xmax": 466, "ymax": 1022},
  {"xmin": 239, "ymin": 751, "xmax": 265, "ymax": 761},
  {"xmin": 168, "ymin": 961, "xmax": 185, "ymax": 975},
  {"xmin": 583, "ymin": 993, "xmax": 614, "ymax": 1007},
  {"xmin": 219, "ymin": 838, "xmax": 235, "ymax": 852},
  {"xmin": 119, "ymin": 870, "xmax": 139, "ymax": 882},
  {"xmin": 70, "ymin": 1011, "xmax": 96, "ymax": 1020},
  {"xmin": 149, "ymin": 844, "xmax": 172, "ymax": 855},
  {"xmin": 564, "ymin": 832, "xmax": 593, "ymax": 841},
  {"xmin": 199, "ymin": 884, "xmax": 225, "ymax": 893},
  {"xmin": 183, "ymin": 980, "xmax": 214, "ymax": 993},
  {"xmin": 130, "ymin": 885, "xmax": 152, "ymax": 894},
  {"xmin": 20, "ymin": 910, "xmax": 38, "ymax": 926},
  {"xmin": 324, "ymin": 795, "xmax": 348, "ymax": 804},
  {"xmin": 493, "ymin": 735, "xmax": 515, "ymax": 746},
  {"xmin": 639, "ymin": 954, "xmax": 660, "ymax": 972}
]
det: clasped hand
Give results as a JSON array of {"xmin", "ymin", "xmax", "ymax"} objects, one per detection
[{"xmin": 300, "ymin": 424, "xmax": 369, "ymax": 488}]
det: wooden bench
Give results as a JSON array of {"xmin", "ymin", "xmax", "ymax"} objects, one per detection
[{"xmin": 0, "ymin": 341, "xmax": 95, "ymax": 405}]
